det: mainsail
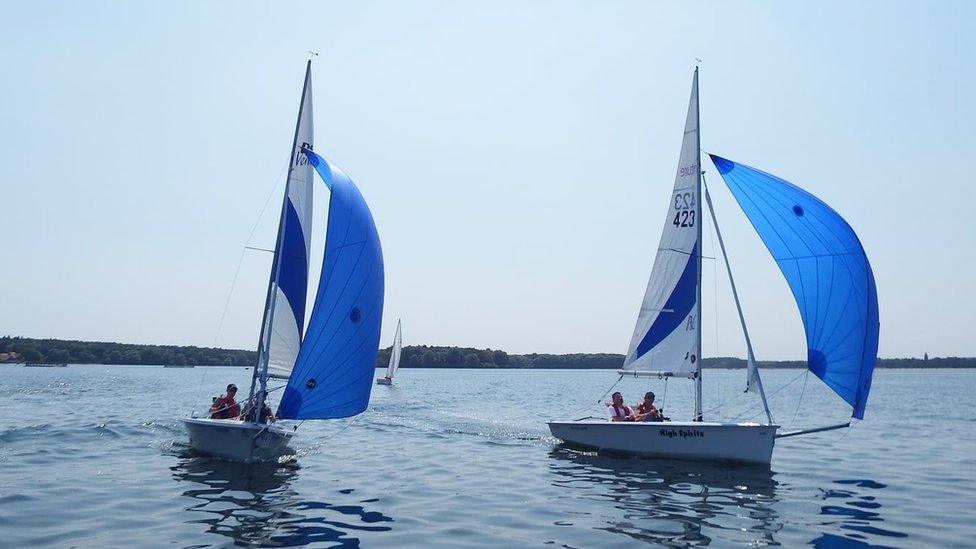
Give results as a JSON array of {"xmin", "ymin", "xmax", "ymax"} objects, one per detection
[
  {"xmin": 623, "ymin": 70, "xmax": 701, "ymax": 376},
  {"xmin": 709, "ymin": 154, "xmax": 879, "ymax": 419},
  {"xmin": 262, "ymin": 61, "xmax": 315, "ymax": 381},
  {"xmin": 278, "ymin": 148, "xmax": 385, "ymax": 420},
  {"xmin": 386, "ymin": 319, "xmax": 402, "ymax": 379}
]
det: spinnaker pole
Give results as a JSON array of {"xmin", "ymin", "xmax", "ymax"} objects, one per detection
[{"xmin": 703, "ymin": 178, "xmax": 774, "ymax": 425}]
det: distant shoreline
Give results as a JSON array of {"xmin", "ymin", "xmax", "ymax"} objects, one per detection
[{"xmin": 2, "ymin": 336, "xmax": 973, "ymax": 369}]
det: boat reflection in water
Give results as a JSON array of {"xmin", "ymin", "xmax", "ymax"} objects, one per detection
[
  {"xmin": 547, "ymin": 447, "xmax": 780, "ymax": 546},
  {"xmin": 548, "ymin": 447, "xmax": 908, "ymax": 547},
  {"xmin": 170, "ymin": 454, "xmax": 393, "ymax": 547},
  {"xmin": 810, "ymin": 479, "xmax": 909, "ymax": 548}
]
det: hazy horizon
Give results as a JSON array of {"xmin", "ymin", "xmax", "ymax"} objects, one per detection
[{"xmin": 2, "ymin": 1, "xmax": 973, "ymax": 360}]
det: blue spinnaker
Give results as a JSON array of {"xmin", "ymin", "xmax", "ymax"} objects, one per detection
[
  {"xmin": 278, "ymin": 148, "xmax": 384, "ymax": 420},
  {"xmin": 709, "ymin": 154, "xmax": 878, "ymax": 419}
]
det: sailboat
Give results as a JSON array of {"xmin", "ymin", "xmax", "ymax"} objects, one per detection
[
  {"xmin": 548, "ymin": 68, "xmax": 879, "ymax": 465},
  {"xmin": 183, "ymin": 61, "xmax": 385, "ymax": 463},
  {"xmin": 376, "ymin": 319, "xmax": 402, "ymax": 385}
]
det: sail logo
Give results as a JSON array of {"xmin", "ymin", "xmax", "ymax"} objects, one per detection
[
  {"xmin": 679, "ymin": 163, "xmax": 699, "ymax": 178},
  {"xmin": 294, "ymin": 142, "xmax": 314, "ymax": 166}
]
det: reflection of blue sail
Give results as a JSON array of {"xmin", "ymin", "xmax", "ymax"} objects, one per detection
[
  {"xmin": 278, "ymin": 148, "xmax": 384, "ymax": 420},
  {"xmin": 710, "ymin": 154, "xmax": 879, "ymax": 419}
]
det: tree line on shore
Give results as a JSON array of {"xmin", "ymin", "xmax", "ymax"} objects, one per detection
[
  {"xmin": 1, "ymin": 336, "xmax": 972, "ymax": 369},
  {"xmin": 0, "ymin": 336, "xmax": 253, "ymax": 367}
]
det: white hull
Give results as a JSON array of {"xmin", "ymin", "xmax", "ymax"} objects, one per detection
[
  {"xmin": 375, "ymin": 377, "xmax": 392, "ymax": 385},
  {"xmin": 547, "ymin": 421, "xmax": 778, "ymax": 465},
  {"xmin": 182, "ymin": 418, "xmax": 295, "ymax": 463}
]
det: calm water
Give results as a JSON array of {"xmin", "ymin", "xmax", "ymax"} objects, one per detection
[{"xmin": 0, "ymin": 366, "xmax": 973, "ymax": 548}]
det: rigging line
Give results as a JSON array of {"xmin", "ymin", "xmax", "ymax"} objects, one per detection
[
  {"xmin": 573, "ymin": 374, "xmax": 624, "ymax": 415},
  {"xmin": 562, "ymin": 374, "xmax": 625, "ymax": 420},
  {"xmin": 196, "ymin": 164, "xmax": 287, "ymax": 410},
  {"xmin": 728, "ymin": 369, "xmax": 808, "ymax": 421},
  {"xmin": 244, "ymin": 246, "xmax": 276, "ymax": 254},
  {"xmin": 212, "ymin": 164, "xmax": 288, "ymax": 349},
  {"xmin": 567, "ymin": 374, "xmax": 622, "ymax": 419},
  {"xmin": 318, "ymin": 414, "xmax": 361, "ymax": 444},
  {"xmin": 786, "ymin": 370, "xmax": 810, "ymax": 430},
  {"xmin": 700, "ymin": 388, "xmax": 747, "ymax": 417},
  {"xmin": 661, "ymin": 377, "xmax": 668, "ymax": 413},
  {"xmin": 705, "ymin": 196, "xmax": 721, "ymax": 408}
]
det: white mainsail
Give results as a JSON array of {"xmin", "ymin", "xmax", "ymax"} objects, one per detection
[
  {"xmin": 623, "ymin": 71, "xmax": 701, "ymax": 376},
  {"xmin": 385, "ymin": 319, "xmax": 402, "ymax": 379},
  {"xmin": 261, "ymin": 62, "xmax": 315, "ymax": 381}
]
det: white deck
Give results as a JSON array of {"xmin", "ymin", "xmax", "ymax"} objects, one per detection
[
  {"xmin": 547, "ymin": 420, "xmax": 778, "ymax": 465},
  {"xmin": 182, "ymin": 418, "xmax": 295, "ymax": 463}
]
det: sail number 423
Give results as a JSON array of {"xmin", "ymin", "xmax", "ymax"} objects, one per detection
[{"xmin": 673, "ymin": 192, "xmax": 696, "ymax": 228}]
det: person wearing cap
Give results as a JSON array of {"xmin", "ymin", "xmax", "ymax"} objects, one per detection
[{"xmin": 209, "ymin": 383, "xmax": 240, "ymax": 419}]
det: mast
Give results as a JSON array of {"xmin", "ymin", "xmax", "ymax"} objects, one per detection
[
  {"xmin": 693, "ymin": 66, "xmax": 703, "ymax": 422},
  {"xmin": 247, "ymin": 59, "xmax": 313, "ymax": 423},
  {"xmin": 703, "ymin": 180, "xmax": 774, "ymax": 425}
]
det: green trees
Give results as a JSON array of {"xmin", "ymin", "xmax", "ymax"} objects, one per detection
[
  {"xmin": 21, "ymin": 347, "xmax": 43, "ymax": 363},
  {"xmin": 0, "ymin": 337, "xmax": 257, "ymax": 366},
  {"xmin": 2, "ymin": 335, "xmax": 966, "ymax": 369}
]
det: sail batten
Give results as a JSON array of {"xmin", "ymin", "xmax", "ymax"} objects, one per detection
[{"xmin": 709, "ymin": 154, "xmax": 878, "ymax": 419}]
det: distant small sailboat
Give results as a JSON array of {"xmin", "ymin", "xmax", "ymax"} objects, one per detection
[
  {"xmin": 376, "ymin": 319, "xmax": 402, "ymax": 385},
  {"xmin": 548, "ymin": 68, "xmax": 879, "ymax": 465},
  {"xmin": 183, "ymin": 61, "xmax": 385, "ymax": 463}
]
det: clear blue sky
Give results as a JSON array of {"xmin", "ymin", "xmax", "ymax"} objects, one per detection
[{"xmin": 1, "ymin": 1, "xmax": 973, "ymax": 359}]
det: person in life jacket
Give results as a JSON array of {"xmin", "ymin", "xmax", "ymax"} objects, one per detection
[
  {"xmin": 243, "ymin": 391, "xmax": 276, "ymax": 424},
  {"xmin": 209, "ymin": 383, "xmax": 240, "ymax": 419},
  {"xmin": 633, "ymin": 391, "xmax": 667, "ymax": 422},
  {"xmin": 607, "ymin": 391, "xmax": 635, "ymax": 421}
]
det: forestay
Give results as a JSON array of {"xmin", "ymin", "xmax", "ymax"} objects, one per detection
[
  {"xmin": 278, "ymin": 148, "xmax": 385, "ymax": 420},
  {"xmin": 623, "ymin": 71, "xmax": 701, "ymax": 375},
  {"xmin": 264, "ymin": 63, "xmax": 315, "ymax": 380},
  {"xmin": 386, "ymin": 319, "xmax": 402, "ymax": 379},
  {"xmin": 709, "ymin": 154, "xmax": 879, "ymax": 419}
]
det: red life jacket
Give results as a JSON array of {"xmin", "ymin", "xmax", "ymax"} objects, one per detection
[
  {"xmin": 212, "ymin": 395, "xmax": 240, "ymax": 419},
  {"xmin": 609, "ymin": 403, "xmax": 632, "ymax": 420}
]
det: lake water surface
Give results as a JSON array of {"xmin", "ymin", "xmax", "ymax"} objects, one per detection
[{"xmin": 1, "ymin": 366, "xmax": 973, "ymax": 547}]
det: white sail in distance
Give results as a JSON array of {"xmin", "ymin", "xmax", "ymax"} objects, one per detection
[
  {"xmin": 623, "ymin": 72, "xmax": 701, "ymax": 375},
  {"xmin": 386, "ymin": 319, "xmax": 402, "ymax": 379}
]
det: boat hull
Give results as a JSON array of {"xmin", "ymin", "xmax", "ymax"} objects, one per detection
[
  {"xmin": 182, "ymin": 418, "xmax": 295, "ymax": 463},
  {"xmin": 547, "ymin": 421, "xmax": 778, "ymax": 465},
  {"xmin": 375, "ymin": 378, "xmax": 392, "ymax": 385}
]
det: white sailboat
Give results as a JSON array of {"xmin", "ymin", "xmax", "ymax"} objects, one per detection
[
  {"xmin": 376, "ymin": 319, "xmax": 402, "ymax": 385},
  {"xmin": 184, "ymin": 61, "xmax": 385, "ymax": 463},
  {"xmin": 548, "ymin": 68, "xmax": 879, "ymax": 465}
]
